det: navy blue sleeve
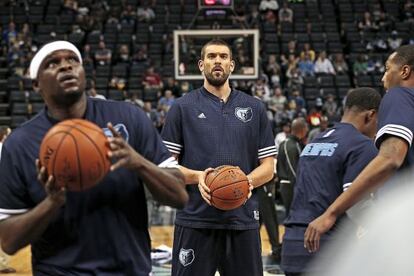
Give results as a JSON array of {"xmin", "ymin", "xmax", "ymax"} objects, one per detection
[
  {"xmin": 161, "ymin": 102, "xmax": 183, "ymax": 155},
  {"xmin": 342, "ymin": 140, "xmax": 378, "ymax": 191},
  {"xmin": 131, "ymin": 107, "xmax": 176, "ymax": 168},
  {"xmin": 257, "ymin": 102, "xmax": 277, "ymax": 159},
  {"xmin": 0, "ymin": 144, "xmax": 32, "ymax": 219},
  {"xmin": 375, "ymin": 88, "xmax": 414, "ymax": 148}
]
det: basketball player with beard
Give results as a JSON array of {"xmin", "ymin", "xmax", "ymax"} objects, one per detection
[{"xmin": 161, "ymin": 39, "xmax": 277, "ymax": 276}]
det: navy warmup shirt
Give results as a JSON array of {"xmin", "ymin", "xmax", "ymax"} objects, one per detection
[
  {"xmin": 0, "ymin": 97, "xmax": 176, "ymax": 275},
  {"xmin": 375, "ymin": 87, "xmax": 414, "ymax": 169},
  {"xmin": 282, "ymin": 123, "xmax": 378, "ymax": 273},
  {"xmin": 285, "ymin": 123, "xmax": 378, "ymax": 227},
  {"xmin": 161, "ymin": 87, "xmax": 276, "ymax": 230}
]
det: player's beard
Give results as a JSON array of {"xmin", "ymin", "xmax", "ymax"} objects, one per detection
[{"xmin": 204, "ymin": 70, "xmax": 230, "ymax": 87}]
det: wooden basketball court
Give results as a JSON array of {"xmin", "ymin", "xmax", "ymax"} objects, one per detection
[{"xmin": 8, "ymin": 225, "xmax": 284, "ymax": 275}]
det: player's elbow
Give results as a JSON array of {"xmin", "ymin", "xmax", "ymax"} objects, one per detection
[{"xmin": 1, "ymin": 239, "xmax": 18, "ymax": 255}]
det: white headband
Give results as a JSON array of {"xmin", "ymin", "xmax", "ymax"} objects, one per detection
[{"xmin": 29, "ymin": 41, "xmax": 83, "ymax": 79}]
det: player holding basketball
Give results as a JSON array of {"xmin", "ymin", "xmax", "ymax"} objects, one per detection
[
  {"xmin": 0, "ymin": 41, "xmax": 188, "ymax": 275},
  {"xmin": 161, "ymin": 39, "xmax": 276, "ymax": 276},
  {"xmin": 280, "ymin": 88, "xmax": 381, "ymax": 275},
  {"xmin": 304, "ymin": 44, "xmax": 414, "ymax": 254}
]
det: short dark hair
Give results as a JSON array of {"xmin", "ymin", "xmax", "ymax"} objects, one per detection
[
  {"xmin": 345, "ymin": 87, "xmax": 382, "ymax": 111},
  {"xmin": 393, "ymin": 45, "xmax": 414, "ymax": 69},
  {"xmin": 200, "ymin": 39, "xmax": 232, "ymax": 60}
]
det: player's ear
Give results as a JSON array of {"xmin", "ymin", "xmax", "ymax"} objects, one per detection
[
  {"xmin": 198, "ymin": 60, "xmax": 204, "ymax": 73},
  {"xmin": 401, "ymin": 64, "xmax": 411, "ymax": 80},
  {"xmin": 32, "ymin": 79, "xmax": 40, "ymax": 93},
  {"xmin": 230, "ymin": 59, "xmax": 235, "ymax": 73},
  {"xmin": 365, "ymin": 110, "xmax": 376, "ymax": 123}
]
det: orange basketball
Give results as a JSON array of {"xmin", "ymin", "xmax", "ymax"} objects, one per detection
[
  {"xmin": 39, "ymin": 119, "xmax": 111, "ymax": 191},
  {"xmin": 205, "ymin": 165, "xmax": 250, "ymax": 211}
]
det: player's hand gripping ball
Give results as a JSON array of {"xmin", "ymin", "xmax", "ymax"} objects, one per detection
[
  {"xmin": 39, "ymin": 119, "xmax": 110, "ymax": 191},
  {"xmin": 205, "ymin": 165, "xmax": 250, "ymax": 211}
]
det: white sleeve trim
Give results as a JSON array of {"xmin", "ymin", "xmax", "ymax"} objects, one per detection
[
  {"xmin": 343, "ymin": 182, "xmax": 352, "ymax": 191},
  {"xmin": 158, "ymin": 156, "xmax": 179, "ymax": 168},
  {"xmin": 163, "ymin": 140, "xmax": 182, "ymax": 154},
  {"xmin": 376, "ymin": 124, "xmax": 413, "ymax": 146},
  {"xmin": 0, "ymin": 207, "xmax": 29, "ymax": 221},
  {"xmin": 258, "ymin": 145, "xmax": 277, "ymax": 159}
]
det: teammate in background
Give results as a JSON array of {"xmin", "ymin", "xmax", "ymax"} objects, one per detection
[
  {"xmin": 0, "ymin": 126, "xmax": 15, "ymax": 274},
  {"xmin": 161, "ymin": 39, "xmax": 276, "ymax": 276},
  {"xmin": 305, "ymin": 44, "xmax": 414, "ymax": 253},
  {"xmin": 282, "ymin": 88, "xmax": 382, "ymax": 275},
  {"xmin": 0, "ymin": 41, "xmax": 188, "ymax": 275},
  {"xmin": 276, "ymin": 118, "xmax": 308, "ymax": 216}
]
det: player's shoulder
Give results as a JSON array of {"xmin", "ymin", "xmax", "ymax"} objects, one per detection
[
  {"xmin": 91, "ymin": 97, "xmax": 146, "ymax": 116},
  {"xmin": 4, "ymin": 112, "xmax": 47, "ymax": 148},
  {"xmin": 385, "ymin": 87, "xmax": 414, "ymax": 100},
  {"xmin": 174, "ymin": 88, "xmax": 203, "ymax": 105},
  {"xmin": 232, "ymin": 89, "xmax": 267, "ymax": 109}
]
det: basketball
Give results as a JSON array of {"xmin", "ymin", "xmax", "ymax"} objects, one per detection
[
  {"xmin": 39, "ymin": 119, "xmax": 111, "ymax": 191},
  {"xmin": 205, "ymin": 165, "xmax": 250, "ymax": 211}
]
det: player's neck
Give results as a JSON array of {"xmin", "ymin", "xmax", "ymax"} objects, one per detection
[
  {"xmin": 47, "ymin": 94, "xmax": 88, "ymax": 121},
  {"xmin": 203, "ymin": 81, "xmax": 231, "ymax": 102}
]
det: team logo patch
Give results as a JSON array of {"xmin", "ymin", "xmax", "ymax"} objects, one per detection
[
  {"xmin": 179, "ymin": 248, "xmax": 195, "ymax": 267},
  {"xmin": 235, "ymin": 107, "xmax": 253, "ymax": 123},
  {"xmin": 102, "ymin": 123, "xmax": 129, "ymax": 142}
]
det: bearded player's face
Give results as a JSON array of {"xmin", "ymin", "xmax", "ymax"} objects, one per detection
[{"xmin": 199, "ymin": 45, "xmax": 235, "ymax": 87}]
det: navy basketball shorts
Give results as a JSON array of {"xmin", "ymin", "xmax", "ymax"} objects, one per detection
[{"xmin": 171, "ymin": 225, "xmax": 263, "ymax": 276}]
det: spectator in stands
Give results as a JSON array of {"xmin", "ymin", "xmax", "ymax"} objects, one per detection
[
  {"xmin": 120, "ymin": 4, "xmax": 137, "ymax": 25},
  {"xmin": 179, "ymin": 81, "xmax": 193, "ymax": 96},
  {"xmin": 87, "ymin": 87, "xmax": 106, "ymax": 100},
  {"xmin": 323, "ymin": 94, "xmax": 338, "ymax": 121},
  {"xmin": 116, "ymin": 44, "xmax": 130, "ymax": 64},
  {"xmin": 62, "ymin": 0, "xmax": 79, "ymax": 16},
  {"xmin": 314, "ymin": 51, "xmax": 336, "ymax": 75},
  {"xmin": 164, "ymin": 77, "xmax": 182, "ymax": 98},
  {"xmin": 333, "ymin": 53, "xmax": 349, "ymax": 75},
  {"xmin": 388, "ymin": 31, "xmax": 403, "ymax": 51},
  {"xmin": 279, "ymin": 2, "xmax": 293, "ymax": 23},
  {"xmin": 267, "ymin": 87, "xmax": 287, "ymax": 116},
  {"xmin": 94, "ymin": 41, "xmax": 112, "ymax": 66},
  {"xmin": 291, "ymin": 89, "xmax": 306, "ymax": 113},
  {"xmin": 137, "ymin": 4, "xmax": 155, "ymax": 23},
  {"xmin": 265, "ymin": 54, "xmax": 282, "ymax": 87},
  {"xmin": 275, "ymin": 120, "xmax": 291, "ymax": 153},
  {"xmin": 286, "ymin": 40, "xmax": 298, "ymax": 57},
  {"xmin": 353, "ymin": 54, "xmax": 368, "ymax": 76},
  {"xmin": 251, "ymin": 78, "xmax": 271, "ymax": 101},
  {"xmin": 286, "ymin": 67, "xmax": 303, "ymax": 89},
  {"xmin": 158, "ymin": 89, "xmax": 175, "ymax": 112},
  {"xmin": 307, "ymin": 115, "xmax": 329, "ymax": 142},
  {"xmin": 300, "ymin": 43, "xmax": 316, "ymax": 62},
  {"xmin": 2, "ymin": 22, "xmax": 17, "ymax": 46},
  {"xmin": 109, "ymin": 77, "xmax": 126, "ymax": 92},
  {"xmin": 358, "ymin": 11, "xmax": 378, "ymax": 33},
  {"xmin": 404, "ymin": 0, "xmax": 414, "ymax": 22},
  {"xmin": 142, "ymin": 66, "xmax": 163, "ymax": 89},
  {"xmin": 298, "ymin": 53, "xmax": 315, "ymax": 76},
  {"xmin": 143, "ymin": 101, "xmax": 162, "ymax": 130},
  {"xmin": 132, "ymin": 45, "xmax": 148, "ymax": 64},
  {"xmin": 307, "ymin": 106, "xmax": 323, "ymax": 128},
  {"xmin": 125, "ymin": 91, "xmax": 145, "ymax": 109},
  {"xmin": 259, "ymin": 0, "xmax": 279, "ymax": 13},
  {"xmin": 366, "ymin": 56, "xmax": 384, "ymax": 75},
  {"xmin": 246, "ymin": 5, "xmax": 261, "ymax": 28},
  {"xmin": 82, "ymin": 44, "xmax": 94, "ymax": 66}
]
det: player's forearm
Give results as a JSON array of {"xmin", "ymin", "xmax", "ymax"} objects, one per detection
[
  {"xmin": 177, "ymin": 165, "xmax": 203, "ymax": 185},
  {"xmin": 247, "ymin": 157, "xmax": 275, "ymax": 188},
  {"xmin": 326, "ymin": 154, "xmax": 401, "ymax": 218},
  {"xmin": 0, "ymin": 197, "xmax": 61, "ymax": 255},
  {"xmin": 133, "ymin": 156, "xmax": 188, "ymax": 208}
]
